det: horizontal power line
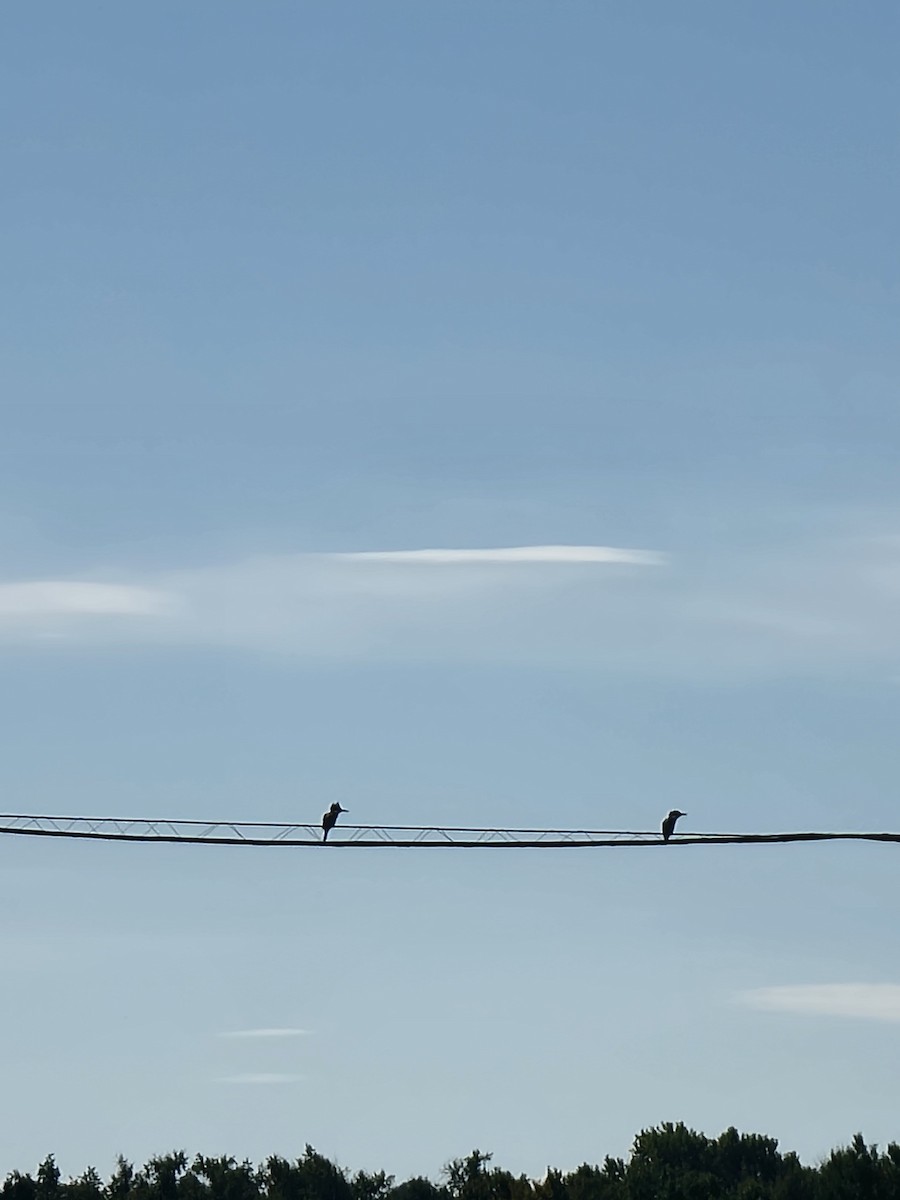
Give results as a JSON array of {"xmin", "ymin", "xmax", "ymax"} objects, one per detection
[{"xmin": 0, "ymin": 814, "xmax": 898, "ymax": 848}]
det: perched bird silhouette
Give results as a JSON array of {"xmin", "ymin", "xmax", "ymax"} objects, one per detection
[
  {"xmin": 322, "ymin": 802, "xmax": 347, "ymax": 843},
  {"xmin": 661, "ymin": 809, "xmax": 687, "ymax": 842}
]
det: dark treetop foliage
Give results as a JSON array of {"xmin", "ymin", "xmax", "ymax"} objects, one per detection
[{"xmin": 6, "ymin": 1127, "xmax": 900, "ymax": 1200}]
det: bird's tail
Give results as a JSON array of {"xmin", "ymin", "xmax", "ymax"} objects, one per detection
[{"xmin": 322, "ymin": 828, "xmax": 329, "ymax": 843}]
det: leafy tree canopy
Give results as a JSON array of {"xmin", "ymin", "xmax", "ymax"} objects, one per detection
[{"xmin": 4, "ymin": 1126, "xmax": 900, "ymax": 1200}]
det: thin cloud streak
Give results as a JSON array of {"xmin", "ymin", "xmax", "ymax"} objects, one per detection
[
  {"xmin": 8, "ymin": 528, "xmax": 900, "ymax": 680},
  {"xmin": 216, "ymin": 1073, "xmax": 305, "ymax": 1085},
  {"xmin": 0, "ymin": 581, "xmax": 175, "ymax": 618},
  {"xmin": 220, "ymin": 1027, "xmax": 311, "ymax": 1039},
  {"xmin": 0, "ymin": 544, "xmax": 670, "ymax": 664},
  {"xmin": 333, "ymin": 545, "xmax": 666, "ymax": 566},
  {"xmin": 737, "ymin": 984, "xmax": 900, "ymax": 1023}
]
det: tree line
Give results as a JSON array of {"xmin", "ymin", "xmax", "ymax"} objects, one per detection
[{"xmin": 4, "ymin": 1125, "xmax": 900, "ymax": 1200}]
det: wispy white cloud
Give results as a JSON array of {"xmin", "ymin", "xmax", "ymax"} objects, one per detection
[
  {"xmin": 0, "ymin": 543, "xmax": 666, "ymax": 659},
  {"xmin": 154, "ymin": 543, "xmax": 669, "ymax": 662},
  {"xmin": 0, "ymin": 581, "xmax": 175, "ymax": 618},
  {"xmin": 7, "ymin": 528, "xmax": 900, "ymax": 679},
  {"xmin": 737, "ymin": 984, "xmax": 900, "ymax": 1023},
  {"xmin": 219, "ymin": 1027, "xmax": 311, "ymax": 1039},
  {"xmin": 216, "ymin": 1073, "xmax": 305, "ymax": 1085},
  {"xmin": 334, "ymin": 545, "xmax": 666, "ymax": 566}
]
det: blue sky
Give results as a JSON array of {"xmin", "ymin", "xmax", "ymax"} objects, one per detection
[{"xmin": 2, "ymin": 0, "xmax": 900, "ymax": 1182}]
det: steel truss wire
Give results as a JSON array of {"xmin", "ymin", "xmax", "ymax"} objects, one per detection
[{"xmin": 0, "ymin": 814, "xmax": 898, "ymax": 848}]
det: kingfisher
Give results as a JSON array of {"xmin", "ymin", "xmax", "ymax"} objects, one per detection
[
  {"xmin": 661, "ymin": 809, "xmax": 686, "ymax": 842},
  {"xmin": 322, "ymin": 802, "xmax": 347, "ymax": 843}
]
